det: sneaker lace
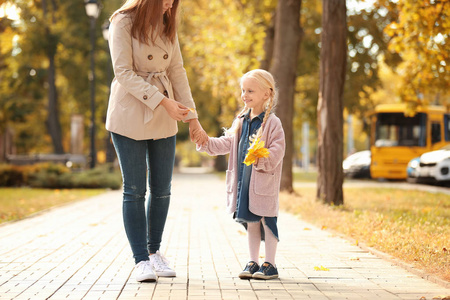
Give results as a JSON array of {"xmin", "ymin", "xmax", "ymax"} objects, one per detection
[
  {"xmin": 153, "ymin": 251, "xmax": 171, "ymax": 270},
  {"xmin": 137, "ymin": 260, "xmax": 153, "ymax": 274}
]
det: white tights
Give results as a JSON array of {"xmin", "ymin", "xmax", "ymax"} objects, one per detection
[{"xmin": 247, "ymin": 218, "xmax": 278, "ymax": 266}]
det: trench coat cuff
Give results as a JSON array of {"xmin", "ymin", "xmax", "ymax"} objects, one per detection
[
  {"xmin": 182, "ymin": 110, "xmax": 198, "ymax": 123},
  {"xmin": 144, "ymin": 90, "xmax": 165, "ymax": 111}
]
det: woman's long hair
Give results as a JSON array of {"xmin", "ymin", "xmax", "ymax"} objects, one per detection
[{"xmin": 110, "ymin": 0, "xmax": 179, "ymax": 44}]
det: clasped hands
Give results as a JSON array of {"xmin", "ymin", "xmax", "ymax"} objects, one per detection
[
  {"xmin": 160, "ymin": 97, "xmax": 208, "ymax": 146},
  {"xmin": 188, "ymin": 119, "xmax": 208, "ymax": 146}
]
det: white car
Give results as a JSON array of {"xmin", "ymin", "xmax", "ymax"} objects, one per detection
[
  {"xmin": 343, "ymin": 150, "xmax": 371, "ymax": 178},
  {"xmin": 415, "ymin": 145, "xmax": 450, "ymax": 183}
]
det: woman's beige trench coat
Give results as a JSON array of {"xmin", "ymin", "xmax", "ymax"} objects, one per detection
[{"xmin": 106, "ymin": 13, "xmax": 197, "ymax": 140}]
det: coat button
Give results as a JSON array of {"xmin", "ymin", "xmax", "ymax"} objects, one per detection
[
  {"xmin": 148, "ymin": 55, "xmax": 153, "ymax": 60},
  {"xmin": 163, "ymin": 54, "xmax": 168, "ymax": 59},
  {"xmin": 143, "ymin": 95, "xmax": 148, "ymax": 100},
  {"xmin": 163, "ymin": 90, "xmax": 168, "ymax": 97}
]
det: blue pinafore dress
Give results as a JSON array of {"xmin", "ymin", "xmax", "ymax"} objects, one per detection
[{"xmin": 234, "ymin": 110, "xmax": 279, "ymax": 241}]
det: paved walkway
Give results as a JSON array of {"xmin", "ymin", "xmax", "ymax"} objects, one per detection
[{"xmin": 0, "ymin": 173, "xmax": 449, "ymax": 300}]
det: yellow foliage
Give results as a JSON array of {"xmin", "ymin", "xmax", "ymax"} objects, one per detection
[
  {"xmin": 383, "ymin": 0, "xmax": 449, "ymax": 107},
  {"xmin": 243, "ymin": 137, "xmax": 270, "ymax": 166},
  {"xmin": 179, "ymin": 0, "xmax": 273, "ymax": 128}
]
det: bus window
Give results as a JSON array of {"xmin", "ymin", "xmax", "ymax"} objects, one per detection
[
  {"xmin": 375, "ymin": 113, "xmax": 427, "ymax": 147},
  {"xmin": 431, "ymin": 122, "xmax": 441, "ymax": 144},
  {"xmin": 445, "ymin": 114, "xmax": 450, "ymax": 141}
]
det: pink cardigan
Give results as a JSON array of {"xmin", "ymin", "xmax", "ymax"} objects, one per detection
[{"xmin": 198, "ymin": 114, "xmax": 285, "ymax": 217}]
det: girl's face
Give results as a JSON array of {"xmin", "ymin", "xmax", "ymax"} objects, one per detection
[
  {"xmin": 162, "ymin": 0, "xmax": 174, "ymax": 14},
  {"xmin": 241, "ymin": 77, "xmax": 269, "ymax": 114}
]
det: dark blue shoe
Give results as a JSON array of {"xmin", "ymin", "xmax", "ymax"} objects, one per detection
[
  {"xmin": 252, "ymin": 262, "xmax": 278, "ymax": 280},
  {"xmin": 239, "ymin": 261, "xmax": 260, "ymax": 279}
]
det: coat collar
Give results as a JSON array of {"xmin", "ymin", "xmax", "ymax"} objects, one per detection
[{"xmin": 241, "ymin": 109, "xmax": 266, "ymax": 122}]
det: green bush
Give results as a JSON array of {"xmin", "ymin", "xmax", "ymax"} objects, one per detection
[
  {"xmin": 0, "ymin": 163, "xmax": 122, "ymax": 190},
  {"xmin": 0, "ymin": 164, "xmax": 25, "ymax": 186},
  {"xmin": 59, "ymin": 167, "xmax": 122, "ymax": 189}
]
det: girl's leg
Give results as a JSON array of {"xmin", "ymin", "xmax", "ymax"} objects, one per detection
[
  {"xmin": 247, "ymin": 221, "xmax": 262, "ymax": 262},
  {"xmin": 111, "ymin": 133, "xmax": 149, "ymax": 264},
  {"xmin": 146, "ymin": 135, "xmax": 176, "ymax": 253},
  {"xmin": 262, "ymin": 218, "xmax": 278, "ymax": 266}
]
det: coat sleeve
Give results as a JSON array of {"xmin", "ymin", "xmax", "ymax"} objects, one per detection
[
  {"xmin": 253, "ymin": 118, "xmax": 285, "ymax": 173},
  {"xmin": 197, "ymin": 135, "xmax": 234, "ymax": 156},
  {"xmin": 109, "ymin": 16, "xmax": 164, "ymax": 111},
  {"xmin": 167, "ymin": 35, "xmax": 197, "ymax": 121}
]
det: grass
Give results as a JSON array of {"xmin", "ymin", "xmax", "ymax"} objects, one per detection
[
  {"xmin": 293, "ymin": 170, "xmax": 318, "ymax": 182},
  {"xmin": 280, "ymin": 187, "xmax": 450, "ymax": 282},
  {"xmin": 0, "ymin": 188, "xmax": 106, "ymax": 225}
]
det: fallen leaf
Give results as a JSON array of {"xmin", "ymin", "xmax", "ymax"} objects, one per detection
[
  {"xmin": 314, "ymin": 265, "xmax": 330, "ymax": 271},
  {"xmin": 304, "ymin": 227, "xmax": 311, "ymax": 231}
]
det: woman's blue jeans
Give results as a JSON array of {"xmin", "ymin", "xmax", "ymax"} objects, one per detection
[{"xmin": 111, "ymin": 132, "xmax": 176, "ymax": 264}]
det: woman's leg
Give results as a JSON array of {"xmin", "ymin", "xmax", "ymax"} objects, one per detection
[
  {"xmin": 262, "ymin": 219, "xmax": 278, "ymax": 266},
  {"xmin": 146, "ymin": 135, "xmax": 176, "ymax": 254},
  {"xmin": 111, "ymin": 133, "xmax": 149, "ymax": 264},
  {"xmin": 247, "ymin": 221, "xmax": 262, "ymax": 262}
]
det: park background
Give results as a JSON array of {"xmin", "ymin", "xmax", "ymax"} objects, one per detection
[{"xmin": 0, "ymin": 0, "xmax": 449, "ymax": 285}]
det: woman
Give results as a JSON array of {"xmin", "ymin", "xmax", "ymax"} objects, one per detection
[{"xmin": 106, "ymin": 0, "xmax": 207, "ymax": 282}]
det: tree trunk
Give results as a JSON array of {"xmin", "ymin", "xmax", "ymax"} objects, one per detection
[
  {"xmin": 316, "ymin": 0, "xmax": 347, "ymax": 205},
  {"xmin": 269, "ymin": 0, "xmax": 302, "ymax": 193},
  {"xmin": 42, "ymin": 0, "xmax": 64, "ymax": 154},
  {"xmin": 260, "ymin": 11, "xmax": 275, "ymax": 71},
  {"xmin": 46, "ymin": 53, "xmax": 64, "ymax": 154}
]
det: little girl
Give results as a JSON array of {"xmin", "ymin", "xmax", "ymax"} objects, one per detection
[{"xmin": 197, "ymin": 69, "xmax": 285, "ymax": 280}]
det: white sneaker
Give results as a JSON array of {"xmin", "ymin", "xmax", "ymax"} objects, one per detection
[
  {"xmin": 135, "ymin": 260, "xmax": 157, "ymax": 282},
  {"xmin": 149, "ymin": 251, "xmax": 176, "ymax": 277}
]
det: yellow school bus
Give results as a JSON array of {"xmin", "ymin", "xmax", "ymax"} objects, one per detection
[{"xmin": 369, "ymin": 104, "xmax": 450, "ymax": 179}]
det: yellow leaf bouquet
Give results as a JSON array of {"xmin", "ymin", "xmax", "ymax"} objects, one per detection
[{"xmin": 243, "ymin": 137, "xmax": 270, "ymax": 166}]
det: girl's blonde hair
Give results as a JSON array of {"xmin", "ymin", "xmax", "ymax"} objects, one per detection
[
  {"xmin": 226, "ymin": 69, "xmax": 278, "ymax": 139},
  {"xmin": 110, "ymin": 0, "xmax": 179, "ymax": 44}
]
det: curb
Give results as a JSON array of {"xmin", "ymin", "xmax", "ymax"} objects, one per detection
[
  {"xmin": 357, "ymin": 242, "xmax": 450, "ymax": 289},
  {"xmin": 323, "ymin": 227, "xmax": 450, "ymax": 289}
]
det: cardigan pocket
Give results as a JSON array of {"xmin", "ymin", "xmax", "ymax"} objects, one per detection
[
  {"xmin": 225, "ymin": 170, "xmax": 234, "ymax": 193},
  {"xmin": 253, "ymin": 171, "xmax": 276, "ymax": 196}
]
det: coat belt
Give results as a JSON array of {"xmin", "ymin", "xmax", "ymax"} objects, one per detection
[{"xmin": 136, "ymin": 70, "xmax": 171, "ymax": 124}]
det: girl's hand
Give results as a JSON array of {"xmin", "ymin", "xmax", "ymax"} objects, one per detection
[
  {"xmin": 189, "ymin": 119, "xmax": 208, "ymax": 146},
  {"xmin": 160, "ymin": 97, "xmax": 190, "ymax": 121}
]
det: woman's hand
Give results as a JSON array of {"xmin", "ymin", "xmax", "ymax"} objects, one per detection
[
  {"xmin": 189, "ymin": 119, "xmax": 208, "ymax": 146},
  {"xmin": 160, "ymin": 97, "xmax": 190, "ymax": 121}
]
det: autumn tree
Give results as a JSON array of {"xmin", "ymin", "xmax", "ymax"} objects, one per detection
[
  {"xmin": 345, "ymin": 1, "xmax": 401, "ymax": 118},
  {"xmin": 383, "ymin": 0, "xmax": 449, "ymax": 111},
  {"xmin": 0, "ymin": 0, "xmax": 118, "ymax": 157},
  {"xmin": 269, "ymin": 0, "xmax": 302, "ymax": 192},
  {"xmin": 316, "ymin": 0, "xmax": 347, "ymax": 205},
  {"xmin": 179, "ymin": 0, "xmax": 272, "ymax": 169}
]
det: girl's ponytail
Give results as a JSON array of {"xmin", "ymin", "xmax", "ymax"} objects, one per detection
[{"xmin": 254, "ymin": 87, "xmax": 276, "ymax": 140}]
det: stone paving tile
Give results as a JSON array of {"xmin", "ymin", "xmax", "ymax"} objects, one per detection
[{"xmin": 0, "ymin": 173, "xmax": 449, "ymax": 300}]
